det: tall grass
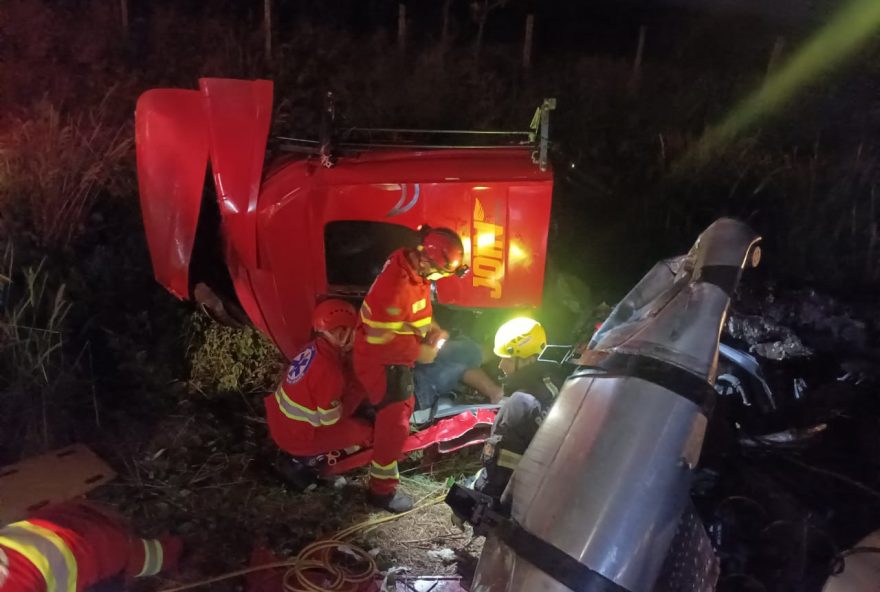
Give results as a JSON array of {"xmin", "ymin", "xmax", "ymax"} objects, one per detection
[
  {"xmin": 0, "ymin": 97, "xmax": 132, "ymax": 249},
  {"xmin": 0, "ymin": 246, "xmax": 75, "ymax": 459}
]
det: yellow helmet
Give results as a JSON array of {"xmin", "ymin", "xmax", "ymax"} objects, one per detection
[{"xmin": 494, "ymin": 317, "xmax": 547, "ymax": 359}]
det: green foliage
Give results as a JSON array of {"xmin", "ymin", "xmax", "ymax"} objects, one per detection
[
  {"xmin": 185, "ymin": 313, "xmax": 283, "ymax": 396},
  {"xmin": 0, "ymin": 247, "xmax": 78, "ymax": 458}
]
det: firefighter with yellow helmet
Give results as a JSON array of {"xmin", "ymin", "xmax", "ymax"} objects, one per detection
[{"xmin": 475, "ymin": 317, "xmax": 566, "ymax": 501}]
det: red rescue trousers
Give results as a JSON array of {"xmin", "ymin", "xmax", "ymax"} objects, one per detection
[
  {"xmin": 263, "ymin": 394, "xmax": 374, "ymax": 457},
  {"xmin": 0, "ymin": 500, "xmax": 182, "ymax": 592},
  {"xmin": 353, "ymin": 354, "xmax": 415, "ymax": 496}
]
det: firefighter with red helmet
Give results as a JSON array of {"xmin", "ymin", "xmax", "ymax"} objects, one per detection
[
  {"xmin": 354, "ymin": 226, "xmax": 502, "ymax": 513},
  {"xmin": 264, "ymin": 299, "xmax": 374, "ymax": 486},
  {"xmin": 0, "ymin": 500, "xmax": 181, "ymax": 592}
]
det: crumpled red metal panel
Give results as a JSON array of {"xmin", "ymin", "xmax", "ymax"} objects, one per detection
[
  {"xmin": 200, "ymin": 78, "xmax": 274, "ymax": 271},
  {"xmin": 135, "ymin": 89, "xmax": 209, "ymax": 299},
  {"xmin": 325, "ymin": 407, "xmax": 497, "ymax": 475}
]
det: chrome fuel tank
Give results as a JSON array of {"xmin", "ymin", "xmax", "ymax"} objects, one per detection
[{"xmin": 472, "ymin": 218, "xmax": 761, "ymax": 592}]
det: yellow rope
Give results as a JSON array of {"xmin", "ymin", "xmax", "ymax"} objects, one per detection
[{"xmin": 157, "ymin": 493, "xmax": 446, "ymax": 592}]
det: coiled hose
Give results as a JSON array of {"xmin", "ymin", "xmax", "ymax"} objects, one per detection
[{"xmin": 158, "ymin": 492, "xmax": 447, "ymax": 592}]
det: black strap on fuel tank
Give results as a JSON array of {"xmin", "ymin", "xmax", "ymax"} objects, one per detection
[
  {"xmin": 495, "ymin": 518, "xmax": 627, "ymax": 592},
  {"xmin": 694, "ymin": 264, "xmax": 740, "ymax": 297},
  {"xmin": 574, "ymin": 352, "xmax": 716, "ymax": 417}
]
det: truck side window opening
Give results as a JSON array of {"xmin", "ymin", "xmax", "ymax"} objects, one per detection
[{"xmin": 324, "ymin": 221, "xmax": 419, "ymax": 289}]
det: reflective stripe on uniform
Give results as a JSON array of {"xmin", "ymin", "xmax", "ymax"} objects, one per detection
[
  {"xmin": 369, "ymin": 460, "xmax": 399, "ymax": 480},
  {"xmin": 409, "ymin": 316, "xmax": 431, "ymax": 328},
  {"xmin": 543, "ymin": 377, "xmax": 560, "ymax": 398},
  {"xmin": 411, "ymin": 299, "xmax": 427, "ymax": 313},
  {"xmin": 360, "ymin": 307, "xmax": 405, "ymax": 330},
  {"xmin": 497, "ymin": 448, "xmax": 523, "ymax": 470},
  {"xmin": 361, "ymin": 304, "xmax": 431, "ymax": 342},
  {"xmin": 136, "ymin": 539, "xmax": 164, "ymax": 577},
  {"xmin": 275, "ymin": 389, "xmax": 322, "ymax": 426},
  {"xmin": 408, "ymin": 316, "xmax": 432, "ymax": 337},
  {"xmin": 318, "ymin": 405, "xmax": 342, "ymax": 426},
  {"xmin": 0, "ymin": 521, "xmax": 77, "ymax": 592},
  {"xmin": 275, "ymin": 388, "xmax": 341, "ymax": 427}
]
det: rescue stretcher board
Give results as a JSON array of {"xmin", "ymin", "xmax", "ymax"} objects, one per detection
[{"xmin": 0, "ymin": 444, "xmax": 116, "ymax": 523}]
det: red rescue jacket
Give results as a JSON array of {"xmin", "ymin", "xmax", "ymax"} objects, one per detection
[
  {"xmin": 354, "ymin": 248, "xmax": 432, "ymax": 367},
  {"xmin": 0, "ymin": 501, "xmax": 180, "ymax": 592},
  {"xmin": 266, "ymin": 337, "xmax": 346, "ymax": 441}
]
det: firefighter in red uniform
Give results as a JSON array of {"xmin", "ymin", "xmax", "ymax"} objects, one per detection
[
  {"xmin": 353, "ymin": 226, "xmax": 471, "ymax": 513},
  {"xmin": 264, "ymin": 299, "xmax": 374, "ymax": 486},
  {"xmin": 0, "ymin": 500, "xmax": 181, "ymax": 592}
]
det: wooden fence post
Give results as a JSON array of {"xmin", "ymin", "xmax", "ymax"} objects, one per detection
[
  {"xmin": 629, "ymin": 25, "xmax": 647, "ymax": 92},
  {"xmin": 523, "ymin": 13, "xmax": 535, "ymax": 71},
  {"xmin": 120, "ymin": 0, "xmax": 129, "ymax": 39},
  {"xmin": 442, "ymin": 0, "xmax": 453, "ymax": 46},
  {"xmin": 264, "ymin": 0, "xmax": 273, "ymax": 64},
  {"xmin": 398, "ymin": 3, "xmax": 407, "ymax": 54}
]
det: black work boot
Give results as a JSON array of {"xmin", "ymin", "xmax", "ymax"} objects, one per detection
[
  {"xmin": 275, "ymin": 455, "xmax": 321, "ymax": 491},
  {"xmin": 367, "ymin": 489, "xmax": 414, "ymax": 513}
]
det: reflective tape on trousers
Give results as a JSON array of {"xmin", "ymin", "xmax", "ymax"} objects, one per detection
[
  {"xmin": 136, "ymin": 539, "xmax": 164, "ymax": 577},
  {"xmin": 369, "ymin": 460, "xmax": 399, "ymax": 480}
]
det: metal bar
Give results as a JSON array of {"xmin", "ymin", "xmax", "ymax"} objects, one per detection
[
  {"xmin": 338, "ymin": 142, "xmax": 532, "ymax": 150},
  {"xmin": 344, "ymin": 127, "xmax": 533, "ymax": 136},
  {"xmin": 276, "ymin": 144, "xmax": 322, "ymax": 155},
  {"xmin": 275, "ymin": 136, "xmax": 320, "ymax": 144},
  {"xmin": 277, "ymin": 140, "xmax": 531, "ymax": 151}
]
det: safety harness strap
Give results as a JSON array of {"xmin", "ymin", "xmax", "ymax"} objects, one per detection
[{"xmin": 0, "ymin": 521, "xmax": 77, "ymax": 592}]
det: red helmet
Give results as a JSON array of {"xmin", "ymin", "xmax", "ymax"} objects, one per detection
[
  {"xmin": 420, "ymin": 227, "xmax": 465, "ymax": 274},
  {"xmin": 313, "ymin": 299, "xmax": 357, "ymax": 333}
]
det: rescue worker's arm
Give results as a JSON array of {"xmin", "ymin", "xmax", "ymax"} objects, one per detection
[
  {"xmin": 425, "ymin": 322, "xmax": 449, "ymax": 347},
  {"xmin": 360, "ymin": 274, "xmax": 422, "ymax": 364},
  {"xmin": 341, "ymin": 361, "xmax": 371, "ymax": 418},
  {"xmin": 416, "ymin": 343, "xmax": 439, "ymax": 364},
  {"xmin": 306, "ymin": 358, "xmax": 345, "ymax": 427}
]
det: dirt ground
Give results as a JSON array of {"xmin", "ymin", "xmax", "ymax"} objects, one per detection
[{"xmin": 91, "ymin": 389, "xmax": 484, "ymax": 591}]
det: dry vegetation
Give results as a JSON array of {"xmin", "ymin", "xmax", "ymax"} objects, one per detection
[{"xmin": 2, "ymin": 0, "xmax": 880, "ymax": 586}]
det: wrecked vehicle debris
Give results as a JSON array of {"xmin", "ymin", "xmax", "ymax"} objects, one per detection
[{"xmin": 451, "ymin": 218, "xmax": 880, "ymax": 592}]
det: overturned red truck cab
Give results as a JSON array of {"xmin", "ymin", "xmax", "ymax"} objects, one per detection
[{"xmin": 135, "ymin": 78, "xmax": 555, "ymax": 472}]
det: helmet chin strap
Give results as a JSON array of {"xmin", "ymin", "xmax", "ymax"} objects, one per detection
[{"xmin": 319, "ymin": 329, "xmax": 350, "ymax": 349}]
